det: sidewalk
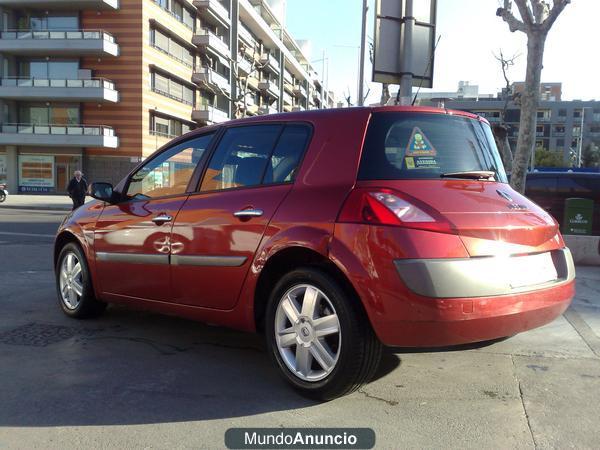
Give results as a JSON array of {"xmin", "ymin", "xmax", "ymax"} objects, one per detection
[{"xmin": 0, "ymin": 194, "xmax": 90, "ymax": 211}]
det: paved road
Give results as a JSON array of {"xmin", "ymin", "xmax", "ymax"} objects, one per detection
[{"xmin": 1, "ymin": 208, "xmax": 599, "ymax": 449}]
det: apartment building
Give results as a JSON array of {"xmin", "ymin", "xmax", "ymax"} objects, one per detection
[
  {"xmin": 413, "ymin": 82, "xmax": 600, "ymax": 164},
  {"xmin": 0, "ymin": 0, "xmax": 334, "ymax": 194}
]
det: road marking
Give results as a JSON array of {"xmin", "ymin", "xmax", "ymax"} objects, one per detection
[{"xmin": 0, "ymin": 231, "xmax": 55, "ymax": 238}]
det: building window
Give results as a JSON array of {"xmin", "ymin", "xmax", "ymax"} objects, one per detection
[
  {"xmin": 18, "ymin": 59, "xmax": 79, "ymax": 79},
  {"xmin": 150, "ymin": 28, "xmax": 194, "ymax": 67},
  {"xmin": 151, "ymin": 71, "xmax": 195, "ymax": 106},
  {"xmin": 152, "ymin": 0, "xmax": 195, "ymax": 31},
  {"xmin": 17, "ymin": 13, "xmax": 79, "ymax": 31},
  {"xmin": 151, "ymin": 113, "xmax": 195, "ymax": 138},
  {"xmin": 572, "ymin": 125, "xmax": 581, "ymax": 137},
  {"xmin": 554, "ymin": 125, "xmax": 565, "ymax": 134},
  {"xmin": 573, "ymin": 109, "xmax": 582, "ymax": 118},
  {"xmin": 19, "ymin": 103, "xmax": 79, "ymax": 125},
  {"xmin": 557, "ymin": 139, "xmax": 565, "ymax": 147},
  {"xmin": 558, "ymin": 109, "xmax": 567, "ymax": 117}
]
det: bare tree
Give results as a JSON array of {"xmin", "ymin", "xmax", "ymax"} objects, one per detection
[
  {"xmin": 492, "ymin": 49, "xmax": 520, "ymax": 172},
  {"xmin": 200, "ymin": 44, "xmax": 268, "ymax": 119},
  {"xmin": 496, "ymin": 0, "xmax": 570, "ymax": 193}
]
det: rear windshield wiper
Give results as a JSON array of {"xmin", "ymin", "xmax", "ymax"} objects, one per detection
[{"xmin": 440, "ymin": 171, "xmax": 496, "ymax": 181}]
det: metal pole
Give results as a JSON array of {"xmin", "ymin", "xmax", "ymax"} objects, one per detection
[
  {"xmin": 398, "ymin": 0, "xmax": 414, "ymax": 105},
  {"xmin": 577, "ymin": 107, "xmax": 585, "ymax": 168},
  {"xmin": 358, "ymin": 0, "xmax": 368, "ymax": 106}
]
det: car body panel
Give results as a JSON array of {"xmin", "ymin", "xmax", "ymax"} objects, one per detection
[{"xmin": 93, "ymin": 196, "xmax": 188, "ymax": 301}]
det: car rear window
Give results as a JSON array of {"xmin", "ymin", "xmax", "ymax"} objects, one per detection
[{"xmin": 358, "ymin": 112, "xmax": 508, "ymax": 182}]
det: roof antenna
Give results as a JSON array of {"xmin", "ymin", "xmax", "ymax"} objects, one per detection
[{"xmin": 411, "ymin": 35, "xmax": 442, "ymax": 106}]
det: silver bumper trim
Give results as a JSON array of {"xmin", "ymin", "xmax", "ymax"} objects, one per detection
[{"xmin": 394, "ymin": 248, "xmax": 575, "ymax": 298}]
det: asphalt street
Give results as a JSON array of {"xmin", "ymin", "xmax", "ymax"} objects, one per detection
[{"xmin": 0, "ymin": 207, "xmax": 599, "ymax": 449}]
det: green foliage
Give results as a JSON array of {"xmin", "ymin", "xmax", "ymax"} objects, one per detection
[
  {"xmin": 535, "ymin": 149, "xmax": 564, "ymax": 168},
  {"xmin": 582, "ymin": 143, "xmax": 600, "ymax": 168}
]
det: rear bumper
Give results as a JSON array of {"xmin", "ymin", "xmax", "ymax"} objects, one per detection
[
  {"xmin": 375, "ymin": 281, "xmax": 574, "ymax": 347},
  {"xmin": 394, "ymin": 248, "xmax": 575, "ymax": 298}
]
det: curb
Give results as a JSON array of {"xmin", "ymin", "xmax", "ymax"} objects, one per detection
[{"xmin": 0, "ymin": 205, "xmax": 71, "ymax": 212}]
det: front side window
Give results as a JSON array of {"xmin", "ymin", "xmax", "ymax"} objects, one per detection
[
  {"xmin": 127, "ymin": 133, "xmax": 214, "ymax": 199},
  {"xmin": 359, "ymin": 112, "xmax": 508, "ymax": 183},
  {"xmin": 200, "ymin": 125, "xmax": 282, "ymax": 192}
]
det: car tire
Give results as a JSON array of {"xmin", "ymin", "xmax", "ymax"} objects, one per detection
[
  {"xmin": 265, "ymin": 267, "xmax": 382, "ymax": 400},
  {"xmin": 56, "ymin": 242, "xmax": 106, "ymax": 319}
]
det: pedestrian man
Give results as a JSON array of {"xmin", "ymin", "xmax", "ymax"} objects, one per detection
[{"xmin": 67, "ymin": 170, "xmax": 88, "ymax": 210}]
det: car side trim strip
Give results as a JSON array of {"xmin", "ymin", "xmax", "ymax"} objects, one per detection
[
  {"xmin": 171, "ymin": 255, "xmax": 247, "ymax": 267},
  {"xmin": 96, "ymin": 252, "xmax": 169, "ymax": 265},
  {"xmin": 394, "ymin": 248, "xmax": 575, "ymax": 299}
]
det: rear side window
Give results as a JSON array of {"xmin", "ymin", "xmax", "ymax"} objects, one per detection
[
  {"xmin": 358, "ymin": 112, "xmax": 508, "ymax": 182},
  {"xmin": 264, "ymin": 124, "xmax": 311, "ymax": 184}
]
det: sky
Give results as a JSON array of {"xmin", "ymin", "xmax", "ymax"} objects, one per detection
[{"xmin": 285, "ymin": 0, "xmax": 600, "ymax": 104}]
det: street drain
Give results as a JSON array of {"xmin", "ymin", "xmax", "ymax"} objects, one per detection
[{"xmin": 0, "ymin": 322, "xmax": 96, "ymax": 347}]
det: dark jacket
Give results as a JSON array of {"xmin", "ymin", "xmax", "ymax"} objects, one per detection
[{"xmin": 67, "ymin": 177, "xmax": 88, "ymax": 199}]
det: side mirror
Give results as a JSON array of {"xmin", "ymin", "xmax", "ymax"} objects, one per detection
[{"xmin": 89, "ymin": 182, "xmax": 114, "ymax": 202}]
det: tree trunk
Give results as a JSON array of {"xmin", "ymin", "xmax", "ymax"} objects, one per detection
[
  {"xmin": 510, "ymin": 31, "xmax": 545, "ymax": 193},
  {"xmin": 492, "ymin": 125, "xmax": 513, "ymax": 172},
  {"xmin": 380, "ymin": 84, "xmax": 390, "ymax": 105}
]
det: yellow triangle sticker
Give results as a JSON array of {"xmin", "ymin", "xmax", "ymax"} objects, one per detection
[{"xmin": 406, "ymin": 127, "xmax": 437, "ymax": 156}]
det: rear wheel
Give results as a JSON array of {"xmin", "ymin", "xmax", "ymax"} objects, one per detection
[
  {"xmin": 0, "ymin": 192, "xmax": 5, "ymax": 203},
  {"xmin": 265, "ymin": 267, "xmax": 382, "ymax": 400},
  {"xmin": 56, "ymin": 242, "xmax": 106, "ymax": 318}
]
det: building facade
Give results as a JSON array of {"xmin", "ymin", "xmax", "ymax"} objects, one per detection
[{"xmin": 0, "ymin": 0, "xmax": 334, "ymax": 194}]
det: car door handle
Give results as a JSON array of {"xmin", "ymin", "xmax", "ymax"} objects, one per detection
[
  {"xmin": 152, "ymin": 214, "xmax": 173, "ymax": 224},
  {"xmin": 233, "ymin": 209, "xmax": 264, "ymax": 218}
]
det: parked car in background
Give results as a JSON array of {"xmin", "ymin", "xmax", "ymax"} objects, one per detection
[
  {"xmin": 54, "ymin": 106, "xmax": 575, "ymax": 400},
  {"xmin": 525, "ymin": 171, "xmax": 600, "ymax": 235}
]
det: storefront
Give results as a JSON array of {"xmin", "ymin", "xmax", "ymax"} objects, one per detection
[{"xmin": 14, "ymin": 150, "xmax": 82, "ymax": 194}]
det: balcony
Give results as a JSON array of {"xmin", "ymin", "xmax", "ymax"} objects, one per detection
[
  {"xmin": 283, "ymin": 91, "xmax": 293, "ymax": 106},
  {"xmin": 237, "ymin": 58, "xmax": 252, "ymax": 76},
  {"xmin": 258, "ymin": 105, "xmax": 278, "ymax": 115},
  {"xmin": 283, "ymin": 70, "xmax": 293, "ymax": 85},
  {"xmin": 193, "ymin": 0, "xmax": 230, "ymax": 27},
  {"xmin": 0, "ymin": 29, "xmax": 119, "ymax": 56},
  {"xmin": 258, "ymin": 80, "xmax": 279, "ymax": 98},
  {"xmin": 0, "ymin": 124, "xmax": 118, "ymax": 148},
  {"xmin": 238, "ymin": 24, "xmax": 256, "ymax": 48},
  {"xmin": 0, "ymin": 0, "xmax": 118, "ymax": 9},
  {"xmin": 293, "ymin": 84, "xmax": 307, "ymax": 98},
  {"xmin": 292, "ymin": 105, "xmax": 306, "ymax": 112},
  {"xmin": 192, "ymin": 105, "xmax": 229, "ymax": 124},
  {"xmin": 0, "ymin": 77, "xmax": 118, "ymax": 102},
  {"xmin": 192, "ymin": 68, "xmax": 231, "ymax": 94},
  {"xmin": 259, "ymin": 53, "xmax": 280, "ymax": 74},
  {"xmin": 193, "ymin": 29, "xmax": 230, "ymax": 59}
]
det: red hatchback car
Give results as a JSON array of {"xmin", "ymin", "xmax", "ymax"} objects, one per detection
[{"xmin": 54, "ymin": 106, "xmax": 575, "ymax": 400}]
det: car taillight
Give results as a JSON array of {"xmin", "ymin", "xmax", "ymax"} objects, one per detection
[{"xmin": 338, "ymin": 188, "xmax": 455, "ymax": 234}]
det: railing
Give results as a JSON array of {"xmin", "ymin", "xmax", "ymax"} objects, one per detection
[
  {"xmin": 0, "ymin": 29, "xmax": 116, "ymax": 43},
  {"xmin": 195, "ymin": 29, "xmax": 229, "ymax": 55},
  {"xmin": 195, "ymin": 0, "xmax": 230, "ymax": 22},
  {"xmin": 260, "ymin": 53, "xmax": 280, "ymax": 72},
  {"xmin": 194, "ymin": 67, "xmax": 229, "ymax": 88},
  {"xmin": 283, "ymin": 70, "xmax": 293, "ymax": 85},
  {"xmin": 0, "ymin": 123, "xmax": 115, "ymax": 136},
  {"xmin": 237, "ymin": 58, "xmax": 252, "ymax": 74},
  {"xmin": 293, "ymin": 84, "xmax": 307, "ymax": 97},
  {"xmin": 150, "ymin": 130, "xmax": 179, "ymax": 139},
  {"xmin": 0, "ymin": 77, "xmax": 116, "ymax": 90},
  {"xmin": 238, "ymin": 24, "xmax": 256, "ymax": 47},
  {"xmin": 258, "ymin": 105, "xmax": 278, "ymax": 115},
  {"xmin": 195, "ymin": 104, "xmax": 229, "ymax": 121},
  {"xmin": 151, "ymin": 87, "xmax": 194, "ymax": 106}
]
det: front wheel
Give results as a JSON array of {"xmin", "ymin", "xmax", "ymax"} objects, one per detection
[
  {"xmin": 56, "ymin": 242, "xmax": 106, "ymax": 318},
  {"xmin": 0, "ymin": 192, "xmax": 6, "ymax": 203},
  {"xmin": 265, "ymin": 267, "xmax": 382, "ymax": 400}
]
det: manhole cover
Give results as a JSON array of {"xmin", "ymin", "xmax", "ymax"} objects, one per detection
[{"xmin": 0, "ymin": 323, "xmax": 96, "ymax": 347}]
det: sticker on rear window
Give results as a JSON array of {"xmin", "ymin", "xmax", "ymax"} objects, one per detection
[
  {"xmin": 405, "ymin": 156, "xmax": 440, "ymax": 170},
  {"xmin": 406, "ymin": 127, "xmax": 437, "ymax": 156}
]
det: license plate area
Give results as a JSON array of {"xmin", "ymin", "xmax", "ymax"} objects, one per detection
[{"xmin": 509, "ymin": 252, "xmax": 558, "ymax": 289}]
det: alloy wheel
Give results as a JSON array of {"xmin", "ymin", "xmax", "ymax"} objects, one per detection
[
  {"xmin": 275, "ymin": 284, "xmax": 341, "ymax": 382},
  {"xmin": 59, "ymin": 252, "xmax": 84, "ymax": 310}
]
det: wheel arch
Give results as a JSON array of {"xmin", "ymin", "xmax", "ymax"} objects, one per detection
[{"xmin": 253, "ymin": 246, "xmax": 368, "ymax": 333}]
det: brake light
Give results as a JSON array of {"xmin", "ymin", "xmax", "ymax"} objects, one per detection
[{"xmin": 338, "ymin": 188, "xmax": 455, "ymax": 234}]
